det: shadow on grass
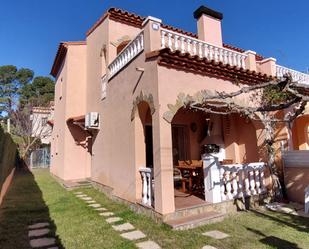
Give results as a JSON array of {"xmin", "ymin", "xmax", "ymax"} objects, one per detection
[
  {"xmin": 250, "ymin": 209, "xmax": 309, "ymax": 233},
  {"xmin": 0, "ymin": 169, "xmax": 64, "ymax": 249},
  {"xmin": 246, "ymin": 227, "xmax": 301, "ymax": 249}
]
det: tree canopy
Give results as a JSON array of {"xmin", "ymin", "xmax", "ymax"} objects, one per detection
[
  {"xmin": 0, "ymin": 65, "xmax": 34, "ymax": 116},
  {"xmin": 0, "ymin": 65, "xmax": 54, "ymax": 118},
  {"xmin": 19, "ymin": 76, "xmax": 55, "ymax": 107}
]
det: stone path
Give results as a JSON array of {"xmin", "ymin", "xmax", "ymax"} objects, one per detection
[
  {"xmin": 200, "ymin": 229, "xmax": 230, "ymax": 248},
  {"xmin": 202, "ymin": 230, "xmax": 230, "ymax": 239},
  {"xmin": 112, "ymin": 223, "xmax": 135, "ymax": 232},
  {"xmin": 28, "ymin": 222, "xmax": 58, "ymax": 248},
  {"xmin": 73, "ymin": 191, "xmax": 161, "ymax": 248}
]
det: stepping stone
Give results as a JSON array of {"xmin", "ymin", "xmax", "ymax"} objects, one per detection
[
  {"xmin": 76, "ymin": 194, "xmax": 87, "ymax": 197},
  {"xmin": 28, "ymin": 228, "xmax": 50, "ymax": 237},
  {"xmin": 85, "ymin": 200, "xmax": 96, "ymax": 204},
  {"xmin": 99, "ymin": 212, "xmax": 114, "ymax": 217},
  {"xmin": 74, "ymin": 192, "xmax": 83, "ymax": 195},
  {"xmin": 106, "ymin": 217, "xmax": 122, "ymax": 223},
  {"xmin": 95, "ymin": 207, "xmax": 107, "ymax": 211},
  {"xmin": 88, "ymin": 203, "xmax": 101, "ymax": 208},
  {"xmin": 136, "ymin": 240, "xmax": 161, "ymax": 249},
  {"xmin": 81, "ymin": 197, "xmax": 92, "ymax": 201},
  {"xmin": 28, "ymin": 222, "xmax": 50, "ymax": 230},
  {"xmin": 202, "ymin": 246, "xmax": 218, "ymax": 249},
  {"xmin": 30, "ymin": 238, "xmax": 56, "ymax": 248},
  {"xmin": 112, "ymin": 223, "xmax": 135, "ymax": 232},
  {"xmin": 202, "ymin": 230, "xmax": 229, "ymax": 239},
  {"xmin": 121, "ymin": 230, "xmax": 146, "ymax": 241}
]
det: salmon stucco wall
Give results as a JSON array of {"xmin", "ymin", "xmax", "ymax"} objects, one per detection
[
  {"xmin": 51, "ymin": 44, "xmax": 90, "ymax": 180},
  {"xmin": 292, "ymin": 115, "xmax": 309, "ymax": 150},
  {"xmin": 86, "ymin": 18, "xmax": 142, "ymax": 189}
]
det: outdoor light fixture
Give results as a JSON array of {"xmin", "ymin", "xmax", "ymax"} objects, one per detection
[{"xmin": 136, "ymin": 67, "xmax": 144, "ymax": 72}]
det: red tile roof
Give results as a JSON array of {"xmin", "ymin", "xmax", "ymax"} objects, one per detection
[
  {"xmin": 146, "ymin": 48, "xmax": 273, "ymax": 85},
  {"xmin": 52, "ymin": 8, "xmax": 264, "ymax": 77},
  {"xmin": 86, "ymin": 7, "xmax": 264, "ymax": 61}
]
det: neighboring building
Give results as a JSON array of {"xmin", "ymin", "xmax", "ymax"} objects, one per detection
[
  {"xmin": 50, "ymin": 5, "xmax": 309, "ymax": 223},
  {"xmin": 31, "ymin": 102, "xmax": 54, "ymax": 144}
]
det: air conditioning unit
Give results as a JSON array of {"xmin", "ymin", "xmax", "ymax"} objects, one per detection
[{"xmin": 85, "ymin": 112, "xmax": 100, "ymax": 129}]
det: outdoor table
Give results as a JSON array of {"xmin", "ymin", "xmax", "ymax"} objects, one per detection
[{"xmin": 176, "ymin": 164, "xmax": 203, "ymax": 193}]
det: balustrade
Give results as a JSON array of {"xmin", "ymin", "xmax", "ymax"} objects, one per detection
[
  {"xmin": 219, "ymin": 162, "xmax": 266, "ymax": 200},
  {"xmin": 203, "ymin": 155, "xmax": 267, "ymax": 203},
  {"xmin": 161, "ymin": 28, "xmax": 247, "ymax": 69},
  {"xmin": 108, "ymin": 31, "xmax": 144, "ymax": 79},
  {"xmin": 139, "ymin": 167, "xmax": 153, "ymax": 207},
  {"xmin": 276, "ymin": 65, "xmax": 309, "ymax": 84}
]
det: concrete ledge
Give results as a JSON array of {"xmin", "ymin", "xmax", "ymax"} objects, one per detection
[{"xmin": 50, "ymin": 172, "xmax": 92, "ymax": 190}]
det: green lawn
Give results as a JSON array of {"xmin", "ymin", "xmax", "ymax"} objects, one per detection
[{"xmin": 0, "ymin": 169, "xmax": 308, "ymax": 249}]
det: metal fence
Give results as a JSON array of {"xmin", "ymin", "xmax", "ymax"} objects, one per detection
[{"xmin": 30, "ymin": 147, "xmax": 50, "ymax": 168}]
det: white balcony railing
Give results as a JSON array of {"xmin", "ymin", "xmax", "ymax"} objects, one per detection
[
  {"xmin": 161, "ymin": 28, "xmax": 247, "ymax": 69},
  {"xmin": 276, "ymin": 65, "xmax": 309, "ymax": 85},
  {"xmin": 108, "ymin": 31, "xmax": 144, "ymax": 78},
  {"xmin": 139, "ymin": 167, "xmax": 153, "ymax": 207},
  {"xmin": 203, "ymin": 155, "xmax": 267, "ymax": 203},
  {"xmin": 219, "ymin": 162, "xmax": 266, "ymax": 201}
]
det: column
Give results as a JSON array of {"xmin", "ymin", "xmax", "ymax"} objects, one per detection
[{"xmin": 152, "ymin": 109, "xmax": 175, "ymax": 215}]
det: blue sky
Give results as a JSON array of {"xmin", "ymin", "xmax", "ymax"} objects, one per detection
[{"xmin": 0, "ymin": 0, "xmax": 308, "ymax": 77}]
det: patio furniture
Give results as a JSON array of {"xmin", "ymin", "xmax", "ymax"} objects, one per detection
[
  {"xmin": 221, "ymin": 159, "xmax": 234, "ymax": 165},
  {"xmin": 177, "ymin": 160, "xmax": 203, "ymax": 193}
]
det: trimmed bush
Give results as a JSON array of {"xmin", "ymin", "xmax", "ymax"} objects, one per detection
[{"xmin": 0, "ymin": 126, "xmax": 17, "ymax": 191}]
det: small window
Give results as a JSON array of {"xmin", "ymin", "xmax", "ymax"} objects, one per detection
[
  {"xmin": 41, "ymin": 117, "xmax": 48, "ymax": 126},
  {"xmin": 101, "ymin": 75, "xmax": 107, "ymax": 100},
  {"xmin": 117, "ymin": 40, "xmax": 131, "ymax": 55}
]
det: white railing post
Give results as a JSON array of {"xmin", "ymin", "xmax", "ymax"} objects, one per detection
[
  {"xmin": 305, "ymin": 186, "xmax": 309, "ymax": 214},
  {"xmin": 225, "ymin": 171, "xmax": 233, "ymax": 199},
  {"xmin": 202, "ymin": 154, "xmax": 222, "ymax": 203},
  {"xmin": 219, "ymin": 167, "xmax": 226, "ymax": 201},
  {"xmin": 139, "ymin": 167, "xmax": 153, "ymax": 207}
]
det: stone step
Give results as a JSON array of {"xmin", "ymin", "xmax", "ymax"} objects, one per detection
[
  {"xmin": 164, "ymin": 199, "xmax": 236, "ymax": 221},
  {"xmin": 164, "ymin": 211, "xmax": 225, "ymax": 230}
]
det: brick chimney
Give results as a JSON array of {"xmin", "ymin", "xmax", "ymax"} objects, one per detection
[{"xmin": 194, "ymin": 5, "xmax": 223, "ymax": 47}]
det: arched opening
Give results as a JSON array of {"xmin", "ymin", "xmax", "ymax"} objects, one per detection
[
  {"xmin": 135, "ymin": 101, "xmax": 153, "ymax": 168},
  {"xmin": 117, "ymin": 40, "xmax": 131, "ymax": 55},
  {"xmin": 171, "ymin": 107, "xmax": 260, "ymax": 208},
  {"xmin": 134, "ymin": 101, "xmax": 154, "ymax": 206}
]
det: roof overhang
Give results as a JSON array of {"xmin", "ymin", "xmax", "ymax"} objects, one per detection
[
  {"xmin": 146, "ymin": 48, "xmax": 273, "ymax": 86},
  {"xmin": 50, "ymin": 41, "xmax": 86, "ymax": 78}
]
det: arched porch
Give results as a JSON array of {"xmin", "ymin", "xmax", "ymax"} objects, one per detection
[{"xmin": 171, "ymin": 107, "xmax": 263, "ymax": 209}]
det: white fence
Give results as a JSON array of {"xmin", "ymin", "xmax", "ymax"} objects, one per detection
[
  {"xmin": 276, "ymin": 65, "xmax": 309, "ymax": 85},
  {"xmin": 29, "ymin": 147, "xmax": 50, "ymax": 169},
  {"xmin": 161, "ymin": 28, "xmax": 247, "ymax": 69},
  {"xmin": 108, "ymin": 31, "xmax": 144, "ymax": 78},
  {"xmin": 203, "ymin": 155, "xmax": 267, "ymax": 203}
]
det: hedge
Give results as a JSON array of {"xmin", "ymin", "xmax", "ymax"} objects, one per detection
[{"xmin": 0, "ymin": 126, "xmax": 18, "ymax": 192}]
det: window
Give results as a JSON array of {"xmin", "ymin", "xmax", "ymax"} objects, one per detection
[
  {"xmin": 41, "ymin": 117, "xmax": 48, "ymax": 126},
  {"xmin": 117, "ymin": 40, "xmax": 131, "ymax": 55},
  {"xmin": 101, "ymin": 74, "xmax": 107, "ymax": 100}
]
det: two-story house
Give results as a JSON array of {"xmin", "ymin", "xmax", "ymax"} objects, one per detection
[{"xmin": 50, "ymin": 6, "xmax": 309, "ymax": 227}]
